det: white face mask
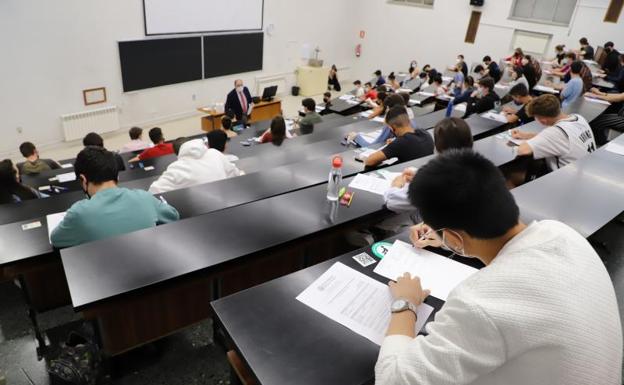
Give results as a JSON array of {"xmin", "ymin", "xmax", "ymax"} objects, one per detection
[
  {"xmin": 236, "ymin": 86, "xmax": 244, "ymax": 93},
  {"xmin": 456, "ymin": 58, "xmax": 461, "ymax": 63}
]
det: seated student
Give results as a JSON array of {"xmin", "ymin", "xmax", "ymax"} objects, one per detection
[
  {"xmin": 360, "ymin": 82, "xmax": 378, "ymax": 102},
  {"xmin": 260, "ymin": 116, "xmax": 288, "ymax": 145},
  {"xmin": 601, "ymin": 54, "xmax": 624, "ymax": 92},
  {"xmin": 585, "ymin": 89, "xmax": 624, "ymax": 145},
  {"xmin": 384, "ymin": 117, "xmax": 473, "ymax": 214},
  {"xmin": 505, "ymin": 66, "xmax": 529, "ymax": 90},
  {"xmin": 430, "ymin": 74, "xmax": 448, "ymax": 97},
  {"xmin": 327, "ymin": 64, "xmax": 341, "ymax": 92},
  {"xmin": 374, "ymin": 70, "xmax": 386, "ymax": 87},
  {"xmin": 375, "ymin": 149, "xmax": 622, "ymax": 385},
  {"xmin": 50, "ymin": 146, "xmax": 179, "ymax": 248},
  {"xmin": 551, "ymin": 44, "xmax": 567, "ymax": 66},
  {"xmin": 367, "ymin": 91, "xmax": 388, "ymax": 119},
  {"xmin": 555, "ymin": 61, "xmax": 585, "ymax": 108},
  {"xmin": 83, "ymin": 132, "xmax": 126, "ymax": 171},
  {"xmin": 512, "ymin": 94, "xmax": 596, "ymax": 173},
  {"xmin": 448, "ymin": 63, "xmax": 465, "ymax": 92},
  {"xmin": 364, "ymin": 106, "xmax": 433, "ymax": 168},
  {"xmin": 577, "ymin": 37, "xmax": 595, "ymax": 60},
  {"xmin": 148, "ymin": 137, "xmax": 243, "ymax": 194},
  {"xmin": 320, "ymin": 92, "xmax": 333, "ymax": 116},
  {"xmin": 399, "ymin": 92, "xmax": 415, "ymax": 120},
  {"xmin": 464, "ymin": 77, "xmax": 500, "ymax": 117},
  {"xmin": 207, "ymin": 129, "xmax": 240, "ymax": 162},
  {"xmin": 130, "ymin": 127, "xmax": 174, "ymax": 162},
  {"xmin": 353, "ymin": 80, "xmax": 365, "ymax": 98},
  {"xmin": 120, "ymin": 126, "xmax": 151, "ymax": 153},
  {"xmin": 386, "ymin": 72, "xmax": 401, "ymax": 90},
  {"xmin": 501, "ymin": 83, "xmax": 534, "ymax": 125},
  {"xmin": 505, "ymin": 47, "xmax": 524, "ymax": 67},
  {"xmin": 602, "ymin": 41, "xmax": 621, "ymax": 76},
  {"xmin": 220, "ymin": 116, "xmax": 238, "ymax": 139},
  {"xmin": 521, "ymin": 55, "xmax": 539, "ymax": 91},
  {"xmin": 449, "ymin": 54, "xmax": 468, "ymax": 77},
  {"xmin": 472, "ymin": 64, "xmax": 485, "ymax": 79},
  {"xmin": 549, "ymin": 52, "xmax": 576, "ymax": 77},
  {"xmin": 482, "ymin": 56, "xmax": 502, "ymax": 83},
  {"xmin": 452, "ymin": 76, "xmax": 476, "ymax": 105},
  {"xmin": 0, "ymin": 159, "xmax": 42, "ymax": 204},
  {"xmin": 298, "ymin": 98, "xmax": 323, "ymax": 126},
  {"xmin": 17, "ymin": 141, "xmax": 61, "ymax": 175},
  {"xmin": 347, "ymin": 94, "xmax": 408, "ymax": 147},
  {"xmin": 426, "ymin": 68, "xmax": 439, "ymax": 85}
]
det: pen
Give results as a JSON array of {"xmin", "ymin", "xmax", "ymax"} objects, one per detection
[{"xmin": 347, "ymin": 192, "xmax": 354, "ymax": 207}]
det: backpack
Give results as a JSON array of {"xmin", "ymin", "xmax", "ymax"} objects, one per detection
[
  {"xmin": 531, "ymin": 58, "xmax": 542, "ymax": 83},
  {"xmin": 48, "ymin": 331, "xmax": 101, "ymax": 385},
  {"xmin": 579, "ymin": 63, "xmax": 593, "ymax": 92}
]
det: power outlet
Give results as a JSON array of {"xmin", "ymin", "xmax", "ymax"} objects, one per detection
[{"xmin": 16, "ymin": 126, "xmax": 23, "ymax": 134}]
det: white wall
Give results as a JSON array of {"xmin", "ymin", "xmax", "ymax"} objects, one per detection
[
  {"xmin": 0, "ymin": 0, "xmax": 358, "ymax": 158},
  {"xmin": 351, "ymin": 0, "xmax": 624, "ymax": 82}
]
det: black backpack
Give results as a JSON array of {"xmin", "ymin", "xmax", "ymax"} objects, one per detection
[{"xmin": 48, "ymin": 331, "xmax": 101, "ymax": 385}]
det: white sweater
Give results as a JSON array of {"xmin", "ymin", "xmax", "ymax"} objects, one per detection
[
  {"xmin": 148, "ymin": 139, "xmax": 243, "ymax": 194},
  {"xmin": 375, "ymin": 220, "xmax": 622, "ymax": 385}
]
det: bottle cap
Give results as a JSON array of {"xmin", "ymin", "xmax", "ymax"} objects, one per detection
[{"xmin": 332, "ymin": 156, "xmax": 343, "ymax": 168}]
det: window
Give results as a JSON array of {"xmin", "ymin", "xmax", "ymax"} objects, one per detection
[
  {"xmin": 510, "ymin": 0, "xmax": 578, "ymax": 26},
  {"xmin": 511, "ymin": 30, "xmax": 552, "ymax": 56},
  {"xmin": 388, "ymin": 0, "xmax": 434, "ymax": 8}
]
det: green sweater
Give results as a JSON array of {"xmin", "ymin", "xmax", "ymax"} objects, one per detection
[
  {"xmin": 300, "ymin": 111, "xmax": 323, "ymax": 126},
  {"xmin": 51, "ymin": 187, "xmax": 180, "ymax": 248}
]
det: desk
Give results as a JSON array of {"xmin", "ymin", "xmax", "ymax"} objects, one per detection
[{"xmin": 197, "ymin": 99, "xmax": 282, "ymax": 132}]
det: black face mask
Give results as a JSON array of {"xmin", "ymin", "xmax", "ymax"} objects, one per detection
[
  {"xmin": 323, "ymin": 98, "xmax": 330, "ymax": 103},
  {"xmin": 513, "ymin": 100, "xmax": 523, "ymax": 106}
]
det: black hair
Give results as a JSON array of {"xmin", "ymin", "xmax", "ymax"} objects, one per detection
[
  {"xmin": 464, "ymin": 76, "xmax": 475, "ymax": 87},
  {"xmin": 149, "ymin": 127, "xmax": 164, "ymax": 144},
  {"xmin": 270, "ymin": 116, "xmax": 287, "ymax": 146},
  {"xmin": 579, "ymin": 37, "xmax": 588, "ymax": 45},
  {"xmin": 512, "ymin": 66, "xmax": 524, "ymax": 78},
  {"xmin": 323, "ymin": 91, "xmax": 332, "ymax": 98},
  {"xmin": 432, "ymin": 74, "xmax": 443, "ymax": 84},
  {"xmin": 428, "ymin": 69, "xmax": 439, "ymax": 84},
  {"xmin": 173, "ymin": 137, "xmax": 189, "ymax": 156},
  {"xmin": 509, "ymin": 83, "xmax": 529, "ymax": 97},
  {"xmin": 433, "ymin": 118, "xmax": 474, "ymax": 153},
  {"xmin": 331, "ymin": 64, "xmax": 337, "ymax": 71},
  {"xmin": 408, "ymin": 149, "xmax": 519, "ymax": 238},
  {"xmin": 0, "ymin": 159, "xmax": 38, "ymax": 204},
  {"xmin": 399, "ymin": 92, "xmax": 410, "ymax": 106},
  {"xmin": 419, "ymin": 72, "xmax": 428, "ymax": 79},
  {"xmin": 207, "ymin": 130, "xmax": 228, "ymax": 152},
  {"xmin": 385, "ymin": 106, "xmax": 410, "ymax": 127},
  {"xmin": 605, "ymin": 41, "xmax": 614, "ymax": 49},
  {"xmin": 364, "ymin": 82, "xmax": 372, "ymax": 87},
  {"xmin": 388, "ymin": 72, "xmax": 396, "ymax": 80},
  {"xmin": 129, "ymin": 127, "xmax": 143, "ymax": 140},
  {"xmin": 422, "ymin": 64, "xmax": 431, "ymax": 72},
  {"xmin": 570, "ymin": 61, "xmax": 583, "ymax": 74},
  {"xmin": 19, "ymin": 142, "xmax": 36, "ymax": 158},
  {"xmin": 384, "ymin": 93, "xmax": 406, "ymax": 110},
  {"xmin": 353, "ymin": 80, "xmax": 362, "ymax": 85},
  {"xmin": 74, "ymin": 146, "xmax": 119, "ymax": 185},
  {"xmin": 221, "ymin": 116, "xmax": 233, "ymax": 130},
  {"xmin": 374, "ymin": 70, "xmax": 382, "ymax": 76},
  {"xmin": 478, "ymin": 77, "xmax": 495, "ymax": 91},
  {"xmin": 473, "ymin": 64, "xmax": 484, "ymax": 73},
  {"xmin": 302, "ymin": 98, "xmax": 316, "ymax": 112},
  {"xmin": 458, "ymin": 54, "xmax": 465, "ymax": 59},
  {"xmin": 483, "ymin": 55, "xmax": 492, "ymax": 63},
  {"xmin": 82, "ymin": 132, "xmax": 104, "ymax": 147}
]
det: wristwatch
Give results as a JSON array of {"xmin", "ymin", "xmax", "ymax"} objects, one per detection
[{"xmin": 390, "ymin": 298, "xmax": 419, "ymax": 317}]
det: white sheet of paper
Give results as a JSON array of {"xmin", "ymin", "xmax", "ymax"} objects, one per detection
[
  {"xmin": 296, "ymin": 262, "xmax": 434, "ymax": 346},
  {"xmin": 482, "ymin": 111, "xmax": 509, "ymax": 123},
  {"xmin": 339, "ymin": 94, "xmax": 354, "ymax": 101},
  {"xmin": 418, "ymin": 91, "xmax": 435, "ymax": 97},
  {"xmin": 46, "ymin": 212, "xmax": 66, "ymax": 243},
  {"xmin": 349, "ymin": 173, "xmax": 393, "ymax": 195},
  {"xmin": 534, "ymin": 85, "xmax": 559, "ymax": 94},
  {"xmin": 374, "ymin": 240, "xmax": 478, "ymax": 301},
  {"xmin": 359, "ymin": 110, "xmax": 373, "ymax": 118},
  {"xmin": 496, "ymin": 132, "xmax": 523, "ymax": 146},
  {"xmin": 495, "ymin": 84, "xmax": 509, "ymax": 89},
  {"xmin": 56, "ymin": 172, "xmax": 77, "ymax": 183},
  {"xmin": 409, "ymin": 99, "xmax": 422, "ymax": 105},
  {"xmin": 376, "ymin": 170, "xmax": 402, "ymax": 181},
  {"xmin": 454, "ymin": 103, "xmax": 467, "ymax": 112},
  {"xmin": 346, "ymin": 99, "xmax": 360, "ymax": 105},
  {"xmin": 605, "ymin": 142, "xmax": 624, "ymax": 156},
  {"xmin": 60, "ymin": 163, "xmax": 73, "ymax": 169},
  {"xmin": 442, "ymin": 76, "xmax": 453, "ymax": 82},
  {"xmin": 398, "ymin": 88, "xmax": 413, "ymax": 93},
  {"xmin": 584, "ymin": 97, "xmax": 611, "ymax": 105},
  {"xmin": 372, "ymin": 116, "xmax": 385, "ymax": 123}
]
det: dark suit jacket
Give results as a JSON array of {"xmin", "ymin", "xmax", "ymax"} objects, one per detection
[{"xmin": 225, "ymin": 87, "xmax": 253, "ymax": 120}]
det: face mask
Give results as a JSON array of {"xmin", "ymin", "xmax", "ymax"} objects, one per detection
[
  {"xmin": 236, "ymin": 86, "xmax": 244, "ymax": 93},
  {"xmin": 441, "ymin": 229, "xmax": 469, "ymax": 258},
  {"xmin": 456, "ymin": 58, "xmax": 461, "ymax": 63},
  {"xmin": 513, "ymin": 99, "xmax": 523, "ymax": 106},
  {"xmin": 562, "ymin": 59, "xmax": 569, "ymax": 65},
  {"xmin": 323, "ymin": 97, "xmax": 330, "ymax": 103}
]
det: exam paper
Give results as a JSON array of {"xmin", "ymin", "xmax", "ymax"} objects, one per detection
[
  {"xmin": 349, "ymin": 173, "xmax": 393, "ymax": 195},
  {"xmin": 57, "ymin": 172, "xmax": 77, "ymax": 183},
  {"xmin": 339, "ymin": 94, "xmax": 354, "ymax": 101},
  {"xmin": 376, "ymin": 169, "xmax": 402, "ymax": 181},
  {"xmin": 372, "ymin": 116, "xmax": 385, "ymax": 123},
  {"xmin": 482, "ymin": 111, "xmax": 509, "ymax": 123},
  {"xmin": 60, "ymin": 163, "xmax": 73, "ymax": 169},
  {"xmin": 534, "ymin": 85, "xmax": 559, "ymax": 94},
  {"xmin": 359, "ymin": 110, "xmax": 373, "ymax": 118},
  {"xmin": 296, "ymin": 262, "xmax": 434, "ymax": 346},
  {"xmin": 374, "ymin": 240, "xmax": 478, "ymax": 301},
  {"xmin": 417, "ymin": 91, "xmax": 435, "ymax": 97},
  {"xmin": 454, "ymin": 103, "xmax": 467, "ymax": 112},
  {"xmin": 584, "ymin": 97, "xmax": 611, "ymax": 105},
  {"xmin": 46, "ymin": 212, "xmax": 66, "ymax": 243},
  {"xmin": 605, "ymin": 141, "xmax": 624, "ymax": 156}
]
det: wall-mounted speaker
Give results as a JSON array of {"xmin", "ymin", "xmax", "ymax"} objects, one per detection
[{"xmin": 470, "ymin": 0, "xmax": 484, "ymax": 5}]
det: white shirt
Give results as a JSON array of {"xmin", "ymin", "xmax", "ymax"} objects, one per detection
[
  {"xmin": 355, "ymin": 87, "xmax": 365, "ymax": 98},
  {"xmin": 376, "ymin": 220, "xmax": 622, "ymax": 385},
  {"xmin": 148, "ymin": 139, "xmax": 243, "ymax": 194},
  {"xmin": 527, "ymin": 114, "xmax": 596, "ymax": 171},
  {"xmin": 120, "ymin": 139, "xmax": 151, "ymax": 153}
]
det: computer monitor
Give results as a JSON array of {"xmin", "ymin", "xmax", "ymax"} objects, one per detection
[
  {"xmin": 261, "ymin": 85, "xmax": 278, "ymax": 101},
  {"xmin": 595, "ymin": 46, "xmax": 606, "ymax": 67}
]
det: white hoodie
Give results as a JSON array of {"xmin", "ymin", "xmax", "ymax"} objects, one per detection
[{"xmin": 149, "ymin": 139, "xmax": 243, "ymax": 194}]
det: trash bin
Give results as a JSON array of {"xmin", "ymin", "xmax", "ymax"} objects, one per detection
[{"xmin": 292, "ymin": 86, "xmax": 300, "ymax": 96}]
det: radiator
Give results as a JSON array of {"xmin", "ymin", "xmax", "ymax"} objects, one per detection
[
  {"xmin": 255, "ymin": 74, "xmax": 288, "ymax": 96},
  {"xmin": 61, "ymin": 106, "xmax": 120, "ymax": 142}
]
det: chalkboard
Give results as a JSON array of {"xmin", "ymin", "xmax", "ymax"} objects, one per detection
[
  {"xmin": 203, "ymin": 33, "xmax": 263, "ymax": 78},
  {"xmin": 119, "ymin": 37, "xmax": 203, "ymax": 92}
]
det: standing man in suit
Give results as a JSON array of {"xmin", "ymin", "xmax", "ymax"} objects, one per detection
[{"xmin": 225, "ymin": 79, "xmax": 254, "ymax": 125}]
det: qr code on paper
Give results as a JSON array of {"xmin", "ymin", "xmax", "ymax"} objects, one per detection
[{"xmin": 352, "ymin": 252, "xmax": 377, "ymax": 267}]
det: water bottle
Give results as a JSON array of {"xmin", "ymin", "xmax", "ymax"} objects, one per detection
[{"xmin": 326, "ymin": 156, "xmax": 343, "ymax": 201}]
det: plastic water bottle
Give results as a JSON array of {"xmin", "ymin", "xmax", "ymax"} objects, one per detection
[{"xmin": 326, "ymin": 156, "xmax": 343, "ymax": 201}]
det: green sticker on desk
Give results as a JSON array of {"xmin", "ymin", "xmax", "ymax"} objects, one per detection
[{"xmin": 371, "ymin": 242, "xmax": 393, "ymax": 259}]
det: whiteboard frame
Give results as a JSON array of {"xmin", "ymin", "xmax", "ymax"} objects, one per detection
[{"xmin": 143, "ymin": 0, "xmax": 264, "ymax": 36}]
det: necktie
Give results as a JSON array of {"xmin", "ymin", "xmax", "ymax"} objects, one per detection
[{"xmin": 239, "ymin": 91, "xmax": 248, "ymax": 115}]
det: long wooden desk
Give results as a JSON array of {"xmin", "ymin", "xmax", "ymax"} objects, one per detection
[{"xmin": 197, "ymin": 99, "xmax": 282, "ymax": 132}]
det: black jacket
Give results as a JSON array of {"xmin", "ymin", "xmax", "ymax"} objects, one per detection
[
  {"xmin": 225, "ymin": 86, "xmax": 253, "ymax": 120},
  {"xmin": 464, "ymin": 91, "xmax": 500, "ymax": 118}
]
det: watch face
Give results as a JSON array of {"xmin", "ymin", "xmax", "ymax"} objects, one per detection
[{"xmin": 391, "ymin": 299, "xmax": 407, "ymax": 312}]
